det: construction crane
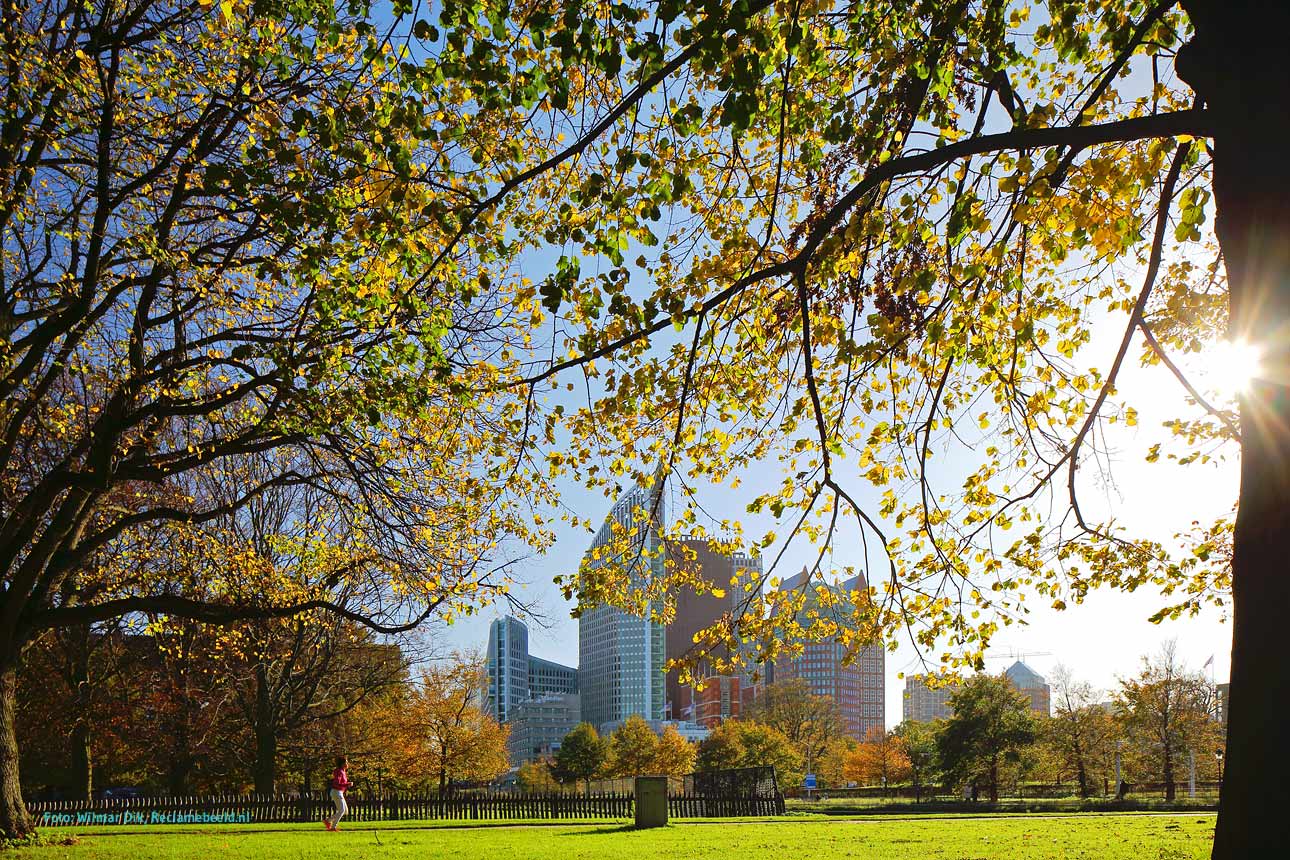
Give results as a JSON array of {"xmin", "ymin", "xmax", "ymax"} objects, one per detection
[{"xmin": 984, "ymin": 648, "xmax": 1053, "ymax": 664}]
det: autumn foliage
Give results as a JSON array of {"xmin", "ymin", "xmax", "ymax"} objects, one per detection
[{"xmin": 843, "ymin": 727, "xmax": 912, "ymax": 788}]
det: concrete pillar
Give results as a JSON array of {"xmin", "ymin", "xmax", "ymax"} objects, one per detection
[{"xmin": 634, "ymin": 776, "xmax": 668, "ymax": 829}]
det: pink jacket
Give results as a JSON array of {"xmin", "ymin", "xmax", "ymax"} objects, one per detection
[{"xmin": 331, "ymin": 768, "xmax": 352, "ymax": 791}]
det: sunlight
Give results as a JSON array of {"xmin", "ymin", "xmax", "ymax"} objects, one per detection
[{"xmin": 1204, "ymin": 338, "xmax": 1265, "ymax": 397}]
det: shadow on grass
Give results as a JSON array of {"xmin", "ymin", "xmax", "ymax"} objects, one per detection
[
  {"xmin": 52, "ymin": 820, "xmax": 634, "ymax": 838},
  {"xmin": 559, "ymin": 825, "xmax": 643, "ymax": 836}
]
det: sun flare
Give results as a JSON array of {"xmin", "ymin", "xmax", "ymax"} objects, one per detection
[{"xmin": 1205, "ymin": 338, "xmax": 1264, "ymax": 397}]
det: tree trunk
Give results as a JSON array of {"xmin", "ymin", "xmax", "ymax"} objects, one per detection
[
  {"xmin": 1177, "ymin": 3, "xmax": 1290, "ymax": 857},
  {"xmin": 0, "ymin": 664, "xmax": 33, "ymax": 839},
  {"xmin": 68, "ymin": 627, "xmax": 93, "ymax": 801},
  {"xmin": 253, "ymin": 722, "xmax": 277, "ymax": 795},
  {"xmin": 166, "ymin": 722, "xmax": 192, "ymax": 795},
  {"xmin": 988, "ymin": 756, "xmax": 998, "ymax": 803},
  {"xmin": 69, "ymin": 722, "xmax": 92, "ymax": 802},
  {"xmin": 252, "ymin": 664, "xmax": 277, "ymax": 794},
  {"xmin": 166, "ymin": 754, "xmax": 192, "ymax": 796}
]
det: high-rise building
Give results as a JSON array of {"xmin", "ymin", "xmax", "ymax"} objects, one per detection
[
  {"xmin": 578, "ymin": 480, "xmax": 668, "ymax": 732},
  {"xmin": 902, "ymin": 674, "xmax": 957, "ymax": 723},
  {"xmin": 529, "ymin": 655, "xmax": 578, "ymax": 698},
  {"xmin": 507, "ymin": 693, "xmax": 582, "ymax": 765},
  {"xmin": 771, "ymin": 569, "xmax": 886, "ymax": 739},
  {"xmin": 1004, "ymin": 661, "xmax": 1051, "ymax": 715},
  {"xmin": 486, "ymin": 616, "xmax": 530, "ymax": 724},
  {"xmin": 664, "ymin": 537, "xmax": 763, "ymax": 727},
  {"xmin": 485, "ymin": 616, "xmax": 578, "ymax": 725}
]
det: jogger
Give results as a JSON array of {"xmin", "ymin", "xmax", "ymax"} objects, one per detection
[{"xmin": 324, "ymin": 755, "xmax": 352, "ymax": 831}]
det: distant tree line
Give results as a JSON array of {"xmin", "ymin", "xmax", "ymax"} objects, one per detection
[{"xmin": 525, "ymin": 644, "xmax": 1224, "ymax": 803}]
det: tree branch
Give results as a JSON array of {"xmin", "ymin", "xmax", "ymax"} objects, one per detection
[{"xmin": 510, "ymin": 109, "xmax": 1211, "ymax": 390}]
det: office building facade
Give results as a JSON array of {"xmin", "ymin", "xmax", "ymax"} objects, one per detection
[
  {"xmin": 902, "ymin": 674, "xmax": 957, "ymax": 723},
  {"xmin": 506, "ymin": 693, "xmax": 581, "ymax": 765},
  {"xmin": 578, "ymin": 480, "xmax": 668, "ymax": 732},
  {"xmin": 665, "ymin": 537, "xmax": 763, "ymax": 726},
  {"xmin": 529, "ymin": 654, "xmax": 579, "ymax": 698},
  {"xmin": 1004, "ymin": 660, "xmax": 1051, "ymax": 716},
  {"xmin": 772, "ymin": 569, "xmax": 886, "ymax": 738},
  {"xmin": 486, "ymin": 615, "xmax": 578, "ymax": 725}
]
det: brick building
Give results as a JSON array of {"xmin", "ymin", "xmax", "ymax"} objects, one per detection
[
  {"xmin": 771, "ymin": 569, "xmax": 886, "ymax": 739},
  {"xmin": 664, "ymin": 537, "xmax": 762, "ymax": 728}
]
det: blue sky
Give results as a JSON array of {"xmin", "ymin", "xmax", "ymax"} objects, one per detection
[
  {"xmin": 398, "ymin": 1, "xmax": 1234, "ymax": 725},
  {"xmin": 432, "ymin": 329, "xmax": 1236, "ymax": 727}
]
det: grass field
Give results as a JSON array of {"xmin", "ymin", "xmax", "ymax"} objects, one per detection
[{"xmin": 8, "ymin": 813, "xmax": 1215, "ymax": 859}]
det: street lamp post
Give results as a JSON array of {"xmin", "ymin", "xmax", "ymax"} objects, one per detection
[{"xmin": 1188, "ymin": 750, "xmax": 1196, "ymax": 799}]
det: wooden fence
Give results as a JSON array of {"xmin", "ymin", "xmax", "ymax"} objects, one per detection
[
  {"xmin": 28, "ymin": 789, "xmax": 783, "ymax": 826},
  {"xmin": 786, "ymin": 780, "xmax": 1223, "ymax": 801}
]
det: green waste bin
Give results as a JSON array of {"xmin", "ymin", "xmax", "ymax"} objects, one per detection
[{"xmin": 634, "ymin": 776, "xmax": 668, "ymax": 829}]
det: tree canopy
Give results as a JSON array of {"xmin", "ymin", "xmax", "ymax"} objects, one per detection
[
  {"xmin": 552, "ymin": 723, "xmax": 609, "ymax": 794},
  {"xmin": 938, "ymin": 674, "xmax": 1036, "ymax": 801},
  {"xmin": 5, "ymin": 0, "xmax": 1287, "ymax": 853},
  {"xmin": 375, "ymin": 654, "xmax": 509, "ymax": 796},
  {"xmin": 696, "ymin": 719, "xmax": 802, "ymax": 788}
]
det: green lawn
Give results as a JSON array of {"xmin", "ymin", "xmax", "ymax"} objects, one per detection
[{"xmin": 11, "ymin": 813, "xmax": 1215, "ymax": 859}]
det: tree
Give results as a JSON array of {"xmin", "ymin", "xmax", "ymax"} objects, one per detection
[
  {"xmin": 817, "ymin": 735, "xmax": 859, "ymax": 790},
  {"xmin": 138, "ymin": 619, "xmax": 238, "ymax": 795},
  {"xmin": 1, "ymin": 0, "xmax": 549, "ymax": 836},
  {"xmin": 844, "ymin": 726, "xmax": 911, "ymax": 791},
  {"xmin": 696, "ymin": 720, "xmax": 802, "ymax": 789},
  {"xmin": 10, "ymin": 0, "xmax": 1290, "ymax": 853},
  {"xmin": 652, "ymin": 725, "xmax": 698, "ymax": 779},
  {"xmin": 382, "ymin": 655, "xmax": 509, "ymax": 797},
  {"xmin": 894, "ymin": 720, "xmax": 941, "ymax": 803},
  {"xmin": 551, "ymin": 723, "xmax": 609, "ymax": 796},
  {"xmin": 413, "ymin": 4, "xmax": 1281, "ymax": 855},
  {"xmin": 517, "ymin": 760, "xmax": 560, "ymax": 794},
  {"xmin": 1042, "ymin": 665, "xmax": 1117, "ymax": 798},
  {"xmin": 736, "ymin": 722, "xmax": 805, "ymax": 790},
  {"xmin": 15, "ymin": 621, "xmax": 140, "ymax": 800},
  {"xmin": 695, "ymin": 721, "xmax": 746, "ymax": 773},
  {"xmin": 938, "ymin": 676, "xmax": 1036, "ymax": 802},
  {"xmin": 1116, "ymin": 641, "xmax": 1224, "ymax": 801},
  {"xmin": 229, "ymin": 619, "xmax": 405, "ymax": 793},
  {"xmin": 606, "ymin": 715, "xmax": 660, "ymax": 777},
  {"xmin": 743, "ymin": 679, "xmax": 843, "ymax": 774}
]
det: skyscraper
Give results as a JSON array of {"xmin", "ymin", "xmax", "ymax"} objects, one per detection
[
  {"xmin": 771, "ymin": 568, "xmax": 886, "ymax": 738},
  {"xmin": 485, "ymin": 615, "xmax": 578, "ymax": 725},
  {"xmin": 902, "ymin": 674, "xmax": 957, "ymax": 723},
  {"xmin": 485, "ymin": 616, "xmax": 530, "ymax": 724},
  {"xmin": 1004, "ymin": 660, "xmax": 1051, "ymax": 715},
  {"xmin": 578, "ymin": 480, "xmax": 668, "ymax": 732},
  {"xmin": 665, "ymin": 537, "xmax": 763, "ymax": 726}
]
